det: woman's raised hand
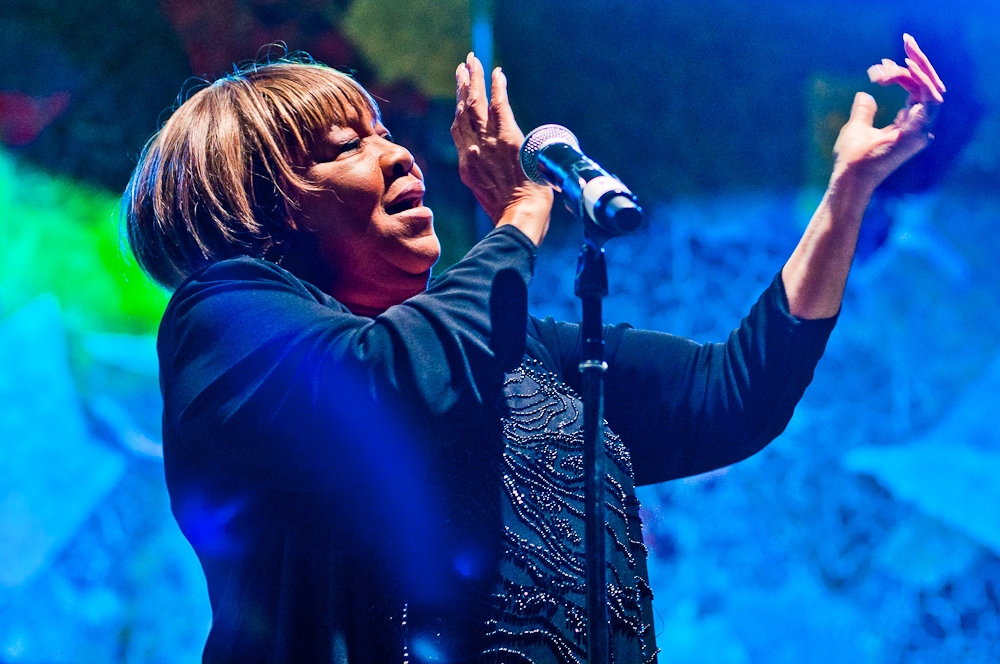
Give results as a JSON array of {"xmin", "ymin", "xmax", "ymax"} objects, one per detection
[
  {"xmin": 452, "ymin": 53, "xmax": 553, "ymax": 246},
  {"xmin": 781, "ymin": 34, "xmax": 946, "ymax": 320},
  {"xmin": 831, "ymin": 34, "xmax": 946, "ymax": 193}
]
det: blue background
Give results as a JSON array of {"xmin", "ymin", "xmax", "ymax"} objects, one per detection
[{"xmin": 1, "ymin": 1, "xmax": 999, "ymax": 661}]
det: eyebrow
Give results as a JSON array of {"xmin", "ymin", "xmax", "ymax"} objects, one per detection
[{"xmin": 324, "ymin": 126, "xmax": 360, "ymax": 140}]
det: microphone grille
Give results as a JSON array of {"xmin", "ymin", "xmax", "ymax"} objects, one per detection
[{"xmin": 519, "ymin": 124, "xmax": 580, "ymax": 185}]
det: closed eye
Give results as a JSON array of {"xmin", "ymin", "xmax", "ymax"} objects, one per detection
[
  {"xmin": 340, "ymin": 138, "xmax": 362, "ymax": 153},
  {"xmin": 310, "ymin": 137, "xmax": 361, "ymax": 163}
]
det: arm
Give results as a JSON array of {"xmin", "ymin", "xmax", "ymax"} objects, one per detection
[
  {"xmin": 160, "ymin": 226, "xmax": 537, "ymax": 492},
  {"xmin": 534, "ymin": 36, "xmax": 944, "ymax": 483},
  {"xmin": 782, "ymin": 34, "xmax": 946, "ymax": 318},
  {"xmin": 532, "ymin": 274, "xmax": 835, "ymax": 486}
]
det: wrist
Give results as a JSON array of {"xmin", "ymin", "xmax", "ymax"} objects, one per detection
[
  {"xmin": 826, "ymin": 166, "xmax": 876, "ymax": 220},
  {"xmin": 496, "ymin": 188, "xmax": 553, "ymax": 246}
]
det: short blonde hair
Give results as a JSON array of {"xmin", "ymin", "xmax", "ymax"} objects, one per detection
[{"xmin": 124, "ymin": 59, "xmax": 380, "ymax": 290}]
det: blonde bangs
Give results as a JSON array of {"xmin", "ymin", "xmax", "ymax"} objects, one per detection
[{"xmin": 248, "ymin": 63, "xmax": 381, "ymax": 163}]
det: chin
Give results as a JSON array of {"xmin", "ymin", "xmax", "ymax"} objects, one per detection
[{"xmin": 398, "ymin": 235, "xmax": 441, "ymax": 276}]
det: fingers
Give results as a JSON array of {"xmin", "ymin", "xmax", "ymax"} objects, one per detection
[
  {"xmin": 465, "ymin": 52, "xmax": 489, "ymax": 130},
  {"xmin": 454, "ymin": 53, "xmax": 524, "ymax": 144},
  {"xmin": 848, "ymin": 92, "xmax": 878, "ymax": 127},
  {"xmin": 451, "ymin": 61, "xmax": 475, "ymax": 144},
  {"xmin": 867, "ymin": 59, "xmax": 922, "ymax": 97},
  {"xmin": 903, "ymin": 33, "xmax": 946, "ymax": 93},
  {"xmin": 489, "ymin": 67, "xmax": 521, "ymax": 136},
  {"xmin": 452, "ymin": 53, "xmax": 489, "ymax": 135},
  {"xmin": 866, "ymin": 35, "xmax": 945, "ymax": 114},
  {"xmin": 452, "ymin": 53, "xmax": 492, "ymax": 148},
  {"xmin": 899, "ymin": 103, "xmax": 932, "ymax": 137},
  {"xmin": 455, "ymin": 62, "xmax": 470, "ymax": 112},
  {"xmin": 906, "ymin": 57, "xmax": 945, "ymax": 104},
  {"xmin": 456, "ymin": 61, "xmax": 468, "ymax": 97}
]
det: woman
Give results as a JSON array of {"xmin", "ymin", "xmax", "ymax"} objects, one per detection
[{"xmin": 126, "ymin": 38, "xmax": 944, "ymax": 664}]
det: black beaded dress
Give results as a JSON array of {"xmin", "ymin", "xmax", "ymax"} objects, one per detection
[
  {"xmin": 483, "ymin": 357, "xmax": 656, "ymax": 663},
  {"xmin": 157, "ymin": 226, "xmax": 835, "ymax": 664}
]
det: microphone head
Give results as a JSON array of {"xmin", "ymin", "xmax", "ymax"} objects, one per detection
[{"xmin": 519, "ymin": 124, "xmax": 580, "ymax": 185}]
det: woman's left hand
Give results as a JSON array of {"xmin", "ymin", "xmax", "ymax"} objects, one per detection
[
  {"xmin": 782, "ymin": 34, "xmax": 946, "ymax": 319},
  {"xmin": 831, "ymin": 33, "xmax": 946, "ymax": 194},
  {"xmin": 452, "ymin": 53, "xmax": 553, "ymax": 245}
]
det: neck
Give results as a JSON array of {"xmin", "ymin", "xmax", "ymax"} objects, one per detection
[
  {"xmin": 328, "ymin": 270, "xmax": 430, "ymax": 317},
  {"xmin": 278, "ymin": 237, "xmax": 430, "ymax": 315}
]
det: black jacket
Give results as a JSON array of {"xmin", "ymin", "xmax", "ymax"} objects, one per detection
[{"xmin": 157, "ymin": 225, "xmax": 835, "ymax": 663}]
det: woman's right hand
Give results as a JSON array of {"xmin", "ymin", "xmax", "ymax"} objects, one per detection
[{"xmin": 451, "ymin": 52, "xmax": 553, "ymax": 246}]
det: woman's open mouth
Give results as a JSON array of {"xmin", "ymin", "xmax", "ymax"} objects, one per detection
[{"xmin": 385, "ymin": 197, "xmax": 422, "ymax": 215}]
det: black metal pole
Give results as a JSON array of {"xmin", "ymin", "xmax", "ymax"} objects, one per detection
[{"xmin": 575, "ymin": 239, "xmax": 609, "ymax": 664}]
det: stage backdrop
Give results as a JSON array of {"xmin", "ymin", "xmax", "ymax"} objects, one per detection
[{"xmin": 1, "ymin": 0, "xmax": 999, "ymax": 661}]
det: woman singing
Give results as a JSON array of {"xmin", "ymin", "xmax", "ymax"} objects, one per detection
[{"xmin": 125, "ymin": 36, "xmax": 944, "ymax": 664}]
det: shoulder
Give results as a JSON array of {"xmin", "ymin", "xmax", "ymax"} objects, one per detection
[
  {"xmin": 158, "ymin": 256, "xmax": 359, "ymax": 357},
  {"xmin": 174, "ymin": 255, "xmax": 333, "ymax": 302},
  {"xmin": 164, "ymin": 256, "xmax": 345, "ymax": 320}
]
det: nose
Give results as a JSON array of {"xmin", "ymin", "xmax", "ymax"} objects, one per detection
[{"xmin": 380, "ymin": 140, "xmax": 415, "ymax": 179}]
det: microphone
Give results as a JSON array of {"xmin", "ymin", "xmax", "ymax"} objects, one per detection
[{"xmin": 520, "ymin": 124, "xmax": 642, "ymax": 236}]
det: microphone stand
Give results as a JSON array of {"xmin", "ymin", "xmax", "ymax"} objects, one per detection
[
  {"xmin": 520, "ymin": 123, "xmax": 641, "ymax": 662},
  {"xmin": 575, "ymin": 226, "xmax": 611, "ymax": 664}
]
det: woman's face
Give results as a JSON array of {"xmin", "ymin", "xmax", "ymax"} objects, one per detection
[{"xmin": 296, "ymin": 108, "xmax": 440, "ymax": 311}]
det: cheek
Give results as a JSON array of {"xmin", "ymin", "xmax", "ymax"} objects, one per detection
[
  {"xmin": 300, "ymin": 164, "xmax": 383, "ymax": 227},
  {"xmin": 297, "ymin": 190, "xmax": 378, "ymax": 258}
]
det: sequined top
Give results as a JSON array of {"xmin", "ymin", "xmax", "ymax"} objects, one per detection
[
  {"xmin": 157, "ymin": 226, "xmax": 835, "ymax": 663},
  {"xmin": 485, "ymin": 357, "xmax": 656, "ymax": 663}
]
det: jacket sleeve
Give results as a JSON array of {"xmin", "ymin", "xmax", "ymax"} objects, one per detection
[
  {"xmin": 530, "ymin": 272, "xmax": 836, "ymax": 486},
  {"xmin": 158, "ymin": 226, "xmax": 536, "ymax": 491}
]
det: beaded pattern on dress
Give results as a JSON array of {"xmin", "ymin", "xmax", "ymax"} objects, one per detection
[{"xmin": 482, "ymin": 357, "xmax": 657, "ymax": 664}]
